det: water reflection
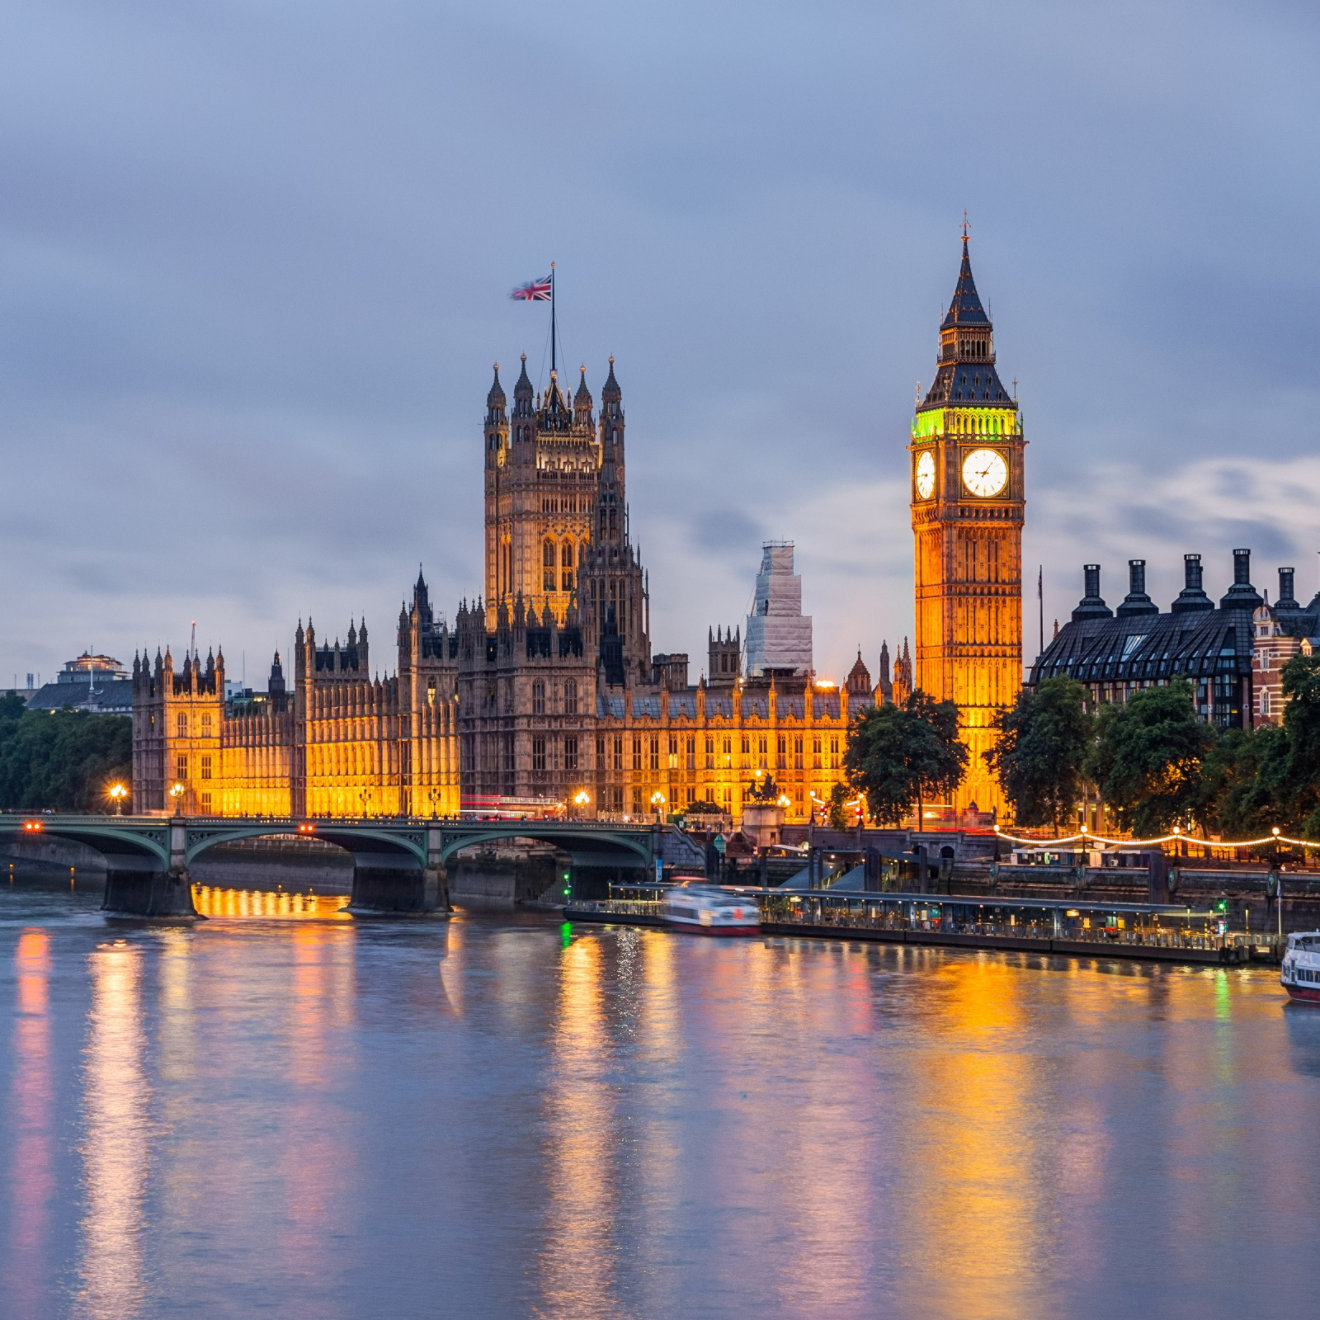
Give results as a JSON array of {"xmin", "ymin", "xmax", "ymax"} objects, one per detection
[
  {"xmin": 192, "ymin": 885, "xmax": 350, "ymax": 920},
  {"xmin": 0, "ymin": 897, "xmax": 1315, "ymax": 1317},
  {"xmin": 75, "ymin": 939, "xmax": 148, "ymax": 1320},
  {"xmin": 538, "ymin": 933, "xmax": 620, "ymax": 1319},
  {"xmin": 7, "ymin": 930, "xmax": 54, "ymax": 1320}
]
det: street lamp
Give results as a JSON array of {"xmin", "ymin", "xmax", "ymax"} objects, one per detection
[
  {"xmin": 169, "ymin": 782, "xmax": 185, "ymax": 816},
  {"xmin": 651, "ymin": 790, "xmax": 666, "ymax": 824},
  {"xmin": 1272, "ymin": 825, "xmax": 1283, "ymax": 942},
  {"xmin": 107, "ymin": 783, "xmax": 128, "ymax": 816},
  {"xmin": 572, "ymin": 789, "xmax": 591, "ymax": 819},
  {"xmin": 427, "ymin": 788, "xmax": 441, "ymax": 819}
]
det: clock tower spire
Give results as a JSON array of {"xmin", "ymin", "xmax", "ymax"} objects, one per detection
[{"xmin": 909, "ymin": 235, "xmax": 1025, "ymax": 817}]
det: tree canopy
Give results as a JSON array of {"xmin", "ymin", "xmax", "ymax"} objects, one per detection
[
  {"xmin": 1086, "ymin": 679, "xmax": 1209, "ymax": 835},
  {"xmin": 985, "ymin": 676, "xmax": 1091, "ymax": 827},
  {"xmin": 844, "ymin": 691, "xmax": 967, "ymax": 826},
  {"xmin": 0, "ymin": 703, "xmax": 132, "ymax": 812}
]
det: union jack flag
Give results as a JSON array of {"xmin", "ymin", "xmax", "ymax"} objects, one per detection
[{"xmin": 511, "ymin": 275, "xmax": 552, "ymax": 301}]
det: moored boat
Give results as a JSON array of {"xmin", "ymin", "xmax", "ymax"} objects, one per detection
[
  {"xmin": 660, "ymin": 880, "xmax": 760, "ymax": 935},
  {"xmin": 1281, "ymin": 932, "xmax": 1320, "ymax": 1004}
]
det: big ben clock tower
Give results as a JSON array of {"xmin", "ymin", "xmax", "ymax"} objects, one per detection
[{"xmin": 909, "ymin": 234, "xmax": 1025, "ymax": 815}]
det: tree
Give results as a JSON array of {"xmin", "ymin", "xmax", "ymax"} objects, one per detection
[
  {"xmin": 826, "ymin": 782, "xmax": 852, "ymax": 830},
  {"xmin": 844, "ymin": 691, "xmax": 968, "ymax": 826},
  {"xmin": 984, "ymin": 676, "xmax": 1092, "ymax": 827},
  {"xmin": 1086, "ymin": 679, "xmax": 1209, "ymax": 835},
  {"xmin": 0, "ymin": 708, "xmax": 132, "ymax": 812}
]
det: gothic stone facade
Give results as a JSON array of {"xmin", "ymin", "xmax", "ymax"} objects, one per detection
[{"xmin": 133, "ymin": 360, "xmax": 887, "ymax": 821}]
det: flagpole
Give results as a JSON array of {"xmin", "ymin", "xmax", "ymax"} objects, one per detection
[
  {"xmin": 550, "ymin": 261, "xmax": 556, "ymax": 375},
  {"xmin": 1038, "ymin": 565, "xmax": 1044, "ymax": 657}
]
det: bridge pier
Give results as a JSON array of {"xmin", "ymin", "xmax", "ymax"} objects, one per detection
[
  {"xmin": 103, "ymin": 866, "xmax": 198, "ymax": 920},
  {"xmin": 348, "ymin": 861, "xmax": 449, "ymax": 915},
  {"xmin": 102, "ymin": 818, "xmax": 199, "ymax": 920}
]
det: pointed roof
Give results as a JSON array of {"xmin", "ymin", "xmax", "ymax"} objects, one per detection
[
  {"xmin": 601, "ymin": 355, "xmax": 621, "ymax": 401},
  {"xmin": 941, "ymin": 236, "xmax": 990, "ymax": 329},
  {"xmin": 487, "ymin": 363, "xmax": 505, "ymax": 407},
  {"xmin": 514, "ymin": 353, "xmax": 533, "ymax": 397},
  {"xmin": 574, "ymin": 365, "xmax": 592, "ymax": 404}
]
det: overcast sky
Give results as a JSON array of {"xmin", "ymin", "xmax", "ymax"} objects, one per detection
[{"xmin": 3, "ymin": 0, "xmax": 1318, "ymax": 690}]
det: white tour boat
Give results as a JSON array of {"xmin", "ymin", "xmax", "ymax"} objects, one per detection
[
  {"xmin": 660, "ymin": 881, "xmax": 760, "ymax": 935},
  {"xmin": 1281, "ymin": 932, "xmax": 1320, "ymax": 1004}
]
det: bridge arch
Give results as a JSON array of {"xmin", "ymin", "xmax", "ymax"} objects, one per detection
[{"xmin": 0, "ymin": 817, "xmax": 170, "ymax": 869}]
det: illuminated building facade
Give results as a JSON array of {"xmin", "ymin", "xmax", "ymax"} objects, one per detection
[
  {"xmin": 909, "ymin": 236, "xmax": 1025, "ymax": 813},
  {"xmin": 134, "ymin": 359, "xmax": 901, "ymax": 821}
]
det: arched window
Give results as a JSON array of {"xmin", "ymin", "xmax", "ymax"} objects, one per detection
[
  {"xmin": 561, "ymin": 540, "xmax": 575, "ymax": 592},
  {"xmin": 564, "ymin": 679, "xmax": 578, "ymax": 716},
  {"xmin": 532, "ymin": 680, "xmax": 545, "ymax": 715},
  {"xmin": 542, "ymin": 539, "xmax": 556, "ymax": 591}
]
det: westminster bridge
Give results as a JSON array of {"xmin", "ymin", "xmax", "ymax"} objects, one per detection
[{"xmin": 0, "ymin": 814, "xmax": 694, "ymax": 918}]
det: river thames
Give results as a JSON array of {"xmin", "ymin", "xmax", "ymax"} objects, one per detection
[{"xmin": 1, "ymin": 879, "xmax": 1318, "ymax": 1319}]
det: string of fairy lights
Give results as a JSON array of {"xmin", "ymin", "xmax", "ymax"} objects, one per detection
[{"xmin": 994, "ymin": 825, "xmax": 1317, "ymax": 851}]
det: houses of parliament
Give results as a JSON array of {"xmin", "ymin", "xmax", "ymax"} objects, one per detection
[{"xmin": 131, "ymin": 240, "xmax": 1022, "ymax": 820}]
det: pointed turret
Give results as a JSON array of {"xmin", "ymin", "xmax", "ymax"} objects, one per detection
[
  {"xmin": 920, "ymin": 235, "xmax": 1014, "ymax": 408},
  {"xmin": 941, "ymin": 234, "xmax": 990, "ymax": 330},
  {"xmin": 601, "ymin": 355, "xmax": 621, "ymax": 405},
  {"xmin": 513, "ymin": 353, "xmax": 534, "ymax": 421},
  {"xmin": 574, "ymin": 365, "xmax": 592, "ymax": 425},
  {"xmin": 487, "ymin": 363, "xmax": 506, "ymax": 410}
]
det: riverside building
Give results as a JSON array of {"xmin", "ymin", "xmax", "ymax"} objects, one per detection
[
  {"xmin": 132, "ymin": 240, "xmax": 1011, "ymax": 822},
  {"xmin": 133, "ymin": 362, "xmax": 908, "ymax": 821}
]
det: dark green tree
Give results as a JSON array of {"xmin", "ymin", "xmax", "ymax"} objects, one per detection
[
  {"xmin": 844, "ymin": 691, "xmax": 968, "ymax": 826},
  {"xmin": 1195, "ymin": 725, "xmax": 1287, "ymax": 838},
  {"xmin": 1273, "ymin": 654, "xmax": 1320, "ymax": 836},
  {"xmin": 1086, "ymin": 679, "xmax": 1210, "ymax": 835},
  {"xmin": 0, "ymin": 708, "xmax": 132, "ymax": 812},
  {"xmin": 826, "ymin": 782, "xmax": 852, "ymax": 830},
  {"xmin": 984, "ymin": 676, "xmax": 1092, "ymax": 827}
]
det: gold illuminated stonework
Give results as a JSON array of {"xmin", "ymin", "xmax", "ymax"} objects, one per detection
[
  {"xmin": 909, "ymin": 238, "xmax": 1025, "ymax": 816},
  {"xmin": 132, "ymin": 358, "xmax": 902, "ymax": 824}
]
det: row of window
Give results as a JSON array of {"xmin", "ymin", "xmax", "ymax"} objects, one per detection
[
  {"xmin": 543, "ymin": 538, "xmax": 576, "ymax": 592},
  {"xmin": 174, "ymin": 712, "xmax": 214, "ymax": 737},
  {"xmin": 531, "ymin": 679, "xmax": 577, "ymax": 715}
]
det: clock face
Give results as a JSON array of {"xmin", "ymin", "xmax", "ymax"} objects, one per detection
[
  {"xmin": 962, "ymin": 448, "xmax": 1008, "ymax": 498},
  {"xmin": 914, "ymin": 451, "xmax": 935, "ymax": 500}
]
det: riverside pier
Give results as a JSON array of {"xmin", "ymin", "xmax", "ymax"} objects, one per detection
[{"xmin": 566, "ymin": 884, "xmax": 1274, "ymax": 965}]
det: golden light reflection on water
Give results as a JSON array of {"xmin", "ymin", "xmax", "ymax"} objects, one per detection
[
  {"xmin": 896, "ymin": 954, "xmax": 1048, "ymax": 1320},
  {"xmin": 537, "ymin": 934, "xmax": 619, "ymax": 1319},
  {"xmin": 191, "ymin": 885, "xmax": 351, "ymax": 920},
  {"xmin": 75, "ymin": 940, "xmax": 148, "ymax": 1320},
  {"xmin": 8, "ymin": 930, "xmax": 54, "ymax": 1320},
  {"xmin": 275, "ymin": 919, "xmax": 356, "ymax": 1307}
]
